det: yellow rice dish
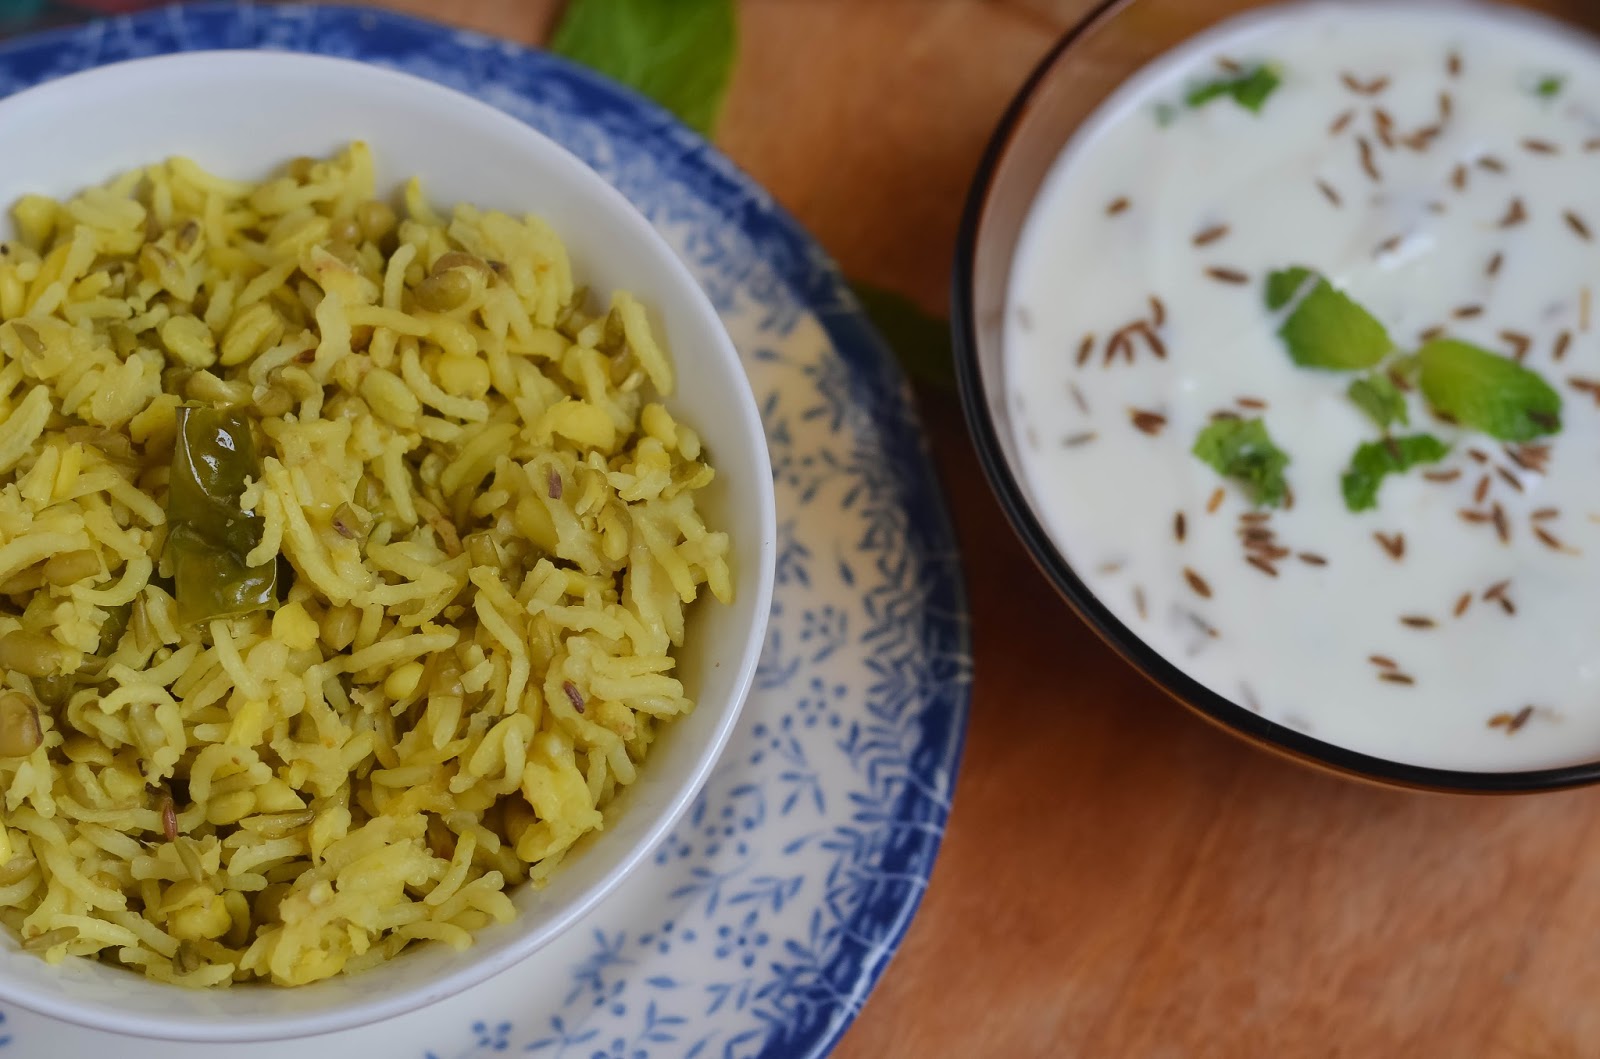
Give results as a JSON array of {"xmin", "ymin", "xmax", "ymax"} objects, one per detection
[{"xmin": 0, "ymin": 143, "xmax": 731, "ymax": 986}]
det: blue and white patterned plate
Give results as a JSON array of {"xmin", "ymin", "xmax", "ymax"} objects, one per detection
[{"xmin": 0, "ymin": 4, "xmax": 971, "ymax": 1056}]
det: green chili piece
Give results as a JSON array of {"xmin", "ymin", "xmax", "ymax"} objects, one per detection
[{"xmin": 166, "ymin": 406, "xmax": 276, "ymax": 625}]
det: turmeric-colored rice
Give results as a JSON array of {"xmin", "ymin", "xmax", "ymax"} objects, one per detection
[{"xmin": 0, "ymin": 142, "xmax": 730, "ymax": 986}]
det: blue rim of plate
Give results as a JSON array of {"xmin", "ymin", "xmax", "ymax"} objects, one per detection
[{"xmin": 0, "ymin": 3, "xmax": 972, "ymax": 1055}]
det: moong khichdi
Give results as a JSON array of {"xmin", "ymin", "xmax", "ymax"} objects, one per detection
[{"xmin": 0, "ymin": 142, "xmax": 731, "ymax": 986}]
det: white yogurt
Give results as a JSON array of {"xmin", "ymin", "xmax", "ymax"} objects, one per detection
[{"xmin": 1005, "ymin": 0, "xmax": 1600, "ymax": 771}]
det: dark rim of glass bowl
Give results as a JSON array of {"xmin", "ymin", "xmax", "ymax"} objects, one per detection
[{"xmin": 950, "ymin": 0, "xmax": 1600, "ymax": 794}]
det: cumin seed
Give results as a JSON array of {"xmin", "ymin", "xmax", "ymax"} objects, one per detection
[
  {"xmin": 1473, "ymin": 475, "xmax": 1490, "ymax": 505},
  {"xmin": 1358, "ymin": 136, "xmax": 1381, "ymax": 181},
  {"xmin": 1316, "ymin": 180, "xmax": 1343, "ymax": 207},
  {"xmin": 1468, "ymin": 448, "xmax": 1490, "ymax": 464},
  {"xmin": 1205, "ymin": 266, "xmax": 1250, "ymax": 285},
  {"xmin": 1239, "ymin": 512, "xmax": 1271, "ymax": 524},
  {"xmin": 1375, "ymin": 234, "xmax": 1403, "ymax": 257},
  {"xmin": 1298, "ymin": 552, "xmax": 1328, "ymax": 566},
  {"xmin": 1486, "ymin": 252, "xmax": 1504, "ymax": 278},
  {"xmin": 1450, "ymin": 163, "xmax": 1468, "ymax": 191},
  {"xmin": 1107, "ymin": 196, "xmax": 1131, "ymax": 216},
  {"xmin": 1459, "ymin": 509, "xmax": 1491, "ymax": 523},
  {"xmin": 1452, "ymin": 303, "xmax": 1484, "ymax": 319},
  {"xmin": 1447, "ymin": 51, "xmax": 1462, "ymax": 77},
  {"xmin": 1499, "ymin": 198, "xmax": 1528, "ymax": 227},
  {"xmin": 1075, "ymin": 333, "xmax": 1095, "ymax": 366},
  {"xmin": 1418, "ymin": 324, "xmax": 1447, "ymax": 342},
  {"xmin": 1103, "ymin": 332, "xmax": 1128, "ymax": 366},
  {"xmin": 1246, "ymin": 556, "xmax": 1279, "ymax": 578},
  {"xmin": 1342, "ymin": 72, "xmax": 1390, "ymax": 96},
  {"xmin": 1522, "ymin": 138, "xmax": 1559, "ymax": 155},
  {"xmin": 1508, "ymin": 705, "xmax": 1534, "ymax": 732},
  {"xmin": 1374, "ymin": 107, "xmax": 1396, "ymax": 149},
  {"xmin": 1554, "ymin": 331, "xmax": 1572, "ymax": 361},
  {"xmin": 1206, "ymin": 488, "xmax": 1225, "ymax": 514},
  {"xmin": 1496, "ymin": 466, "xmax": 1524, "ymax": 493},
  {"xmin": 1379, "ymin": 672, "xmax": 1416, "ymax": 686},
  {"xmin": 1062, "ymin": 432, "xmax": 1098, "ymax": 448},
  {"xmin": 1477, "ymin": 154, "xmax": 1507, "ymax": 173},
  {"xmin": 1422, "ymin": 469, "xmax": 1461, "ymax": 483},
  {"xmin": 1500, "ymin": 330, "xmax": 1530, "ymax": 360},
  {"xmin": 1149, "ymin": 294, "xmax": 1167, "ymax": 327},
  {"xmin": 1192, "ymin": 224, "xmax": 1230, "ymax": 247},
  {"xmin": 1134, "ymin": 586, "xmax": 1147, "ymax": 620},
  {"xmin": 1534, "ymin": 526, "xmax": 1566, "ymax": 551},
  {"xmin": 1492, "ymin": 503, "xmax": 1510, "ymax": 543},
  {"xmin": 1532, "ymin": 507, "xmax": 1559, "ymax": 520},
  {"xmin": 1566, "ymin": 211, "xmax": 1593, "ymax": 242},
  {"xmin": 1142, "ymin": 326, "xmax": 1168, "ymax": 360},
  {"xmin": 1453, "ymin": 592, "xmax": 1472, "ymax": 617},
  {"xmin": 1236, "ymin": 396, "xmax": 1267, "ymax": 410},
  {"xmin": 1374, "ymin": 531, "xmax": 1405, "ymax": 559},
  {"xmin": 1174, "ymin": 512, "xmax": 1187, "ymax": 543},
  {"xmin": 1129, "ymin": 408, "xmax": 1167, "ymax": 436},
  {"xmin": 1069, "ymin": 382, "xmax": 1089, "ymax": 413},
  {"xmin": 1184, "ymin": 567, "xmax": 1213, "ymax": 598},
  {"xmin": 1369, "ymin": 654, "xmax": 1398, "ymax": 669},
  {"xmin": 1329, "ymin": 109, "xmax": 1355, "ymax": 135},
  {"xmin": 1568, "ymin": 377, "xmax": 1600, "ymax": 404},
  {"xmin": 1438, "ymin": 91, "xmax": 1453, "ymax": 121},
  {"xmin": 1400, "ymin": 615, "xmax": 1436, "ymax": 629}
]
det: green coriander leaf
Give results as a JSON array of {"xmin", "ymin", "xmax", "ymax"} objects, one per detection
[
  {"xmin": 1341, "ymin": 434, "xmax": 1450, "ymax": 512},
  {"xmin": 1192, "ymin": 417, "xmax": 1291, "ymax": 507},
  {"xmin": 1265, "ymin": 266, "xmax": 1392, "ymax": 370},
  {"xmin": 851, "ymin": 282, "xmax": 955, "ymax": 389},
  {"xmin": 1154, "ymin": 102, "xmax": 1179, "ymax": 127},
  {"xmin": 550, "ymin": 0, "xmax": 737, "ymax": 136},
  {"xmin": 1535, "ymin": 75, "xmax": 1565, "ymax": 98},
  {"xmin": 1348, "ymin": 373, "xmax": 1409, "ymax": 430},
  {"xmin": 1186, "ymin": 65, "xmax": 1282, "ymax": 114},
  {"xmin": 1417, "ymin": 337, "xmax": 1562, "ymax": 440}
]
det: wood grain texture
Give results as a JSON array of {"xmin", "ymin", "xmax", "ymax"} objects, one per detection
[{"xmin": 370, "ymin": 1, "xmax": 1600, "ymax": 1055}]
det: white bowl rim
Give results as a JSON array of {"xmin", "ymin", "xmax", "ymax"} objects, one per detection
[{"xmin": 0, "ymin": 48, "xmax": 777, "ymax": 1041}]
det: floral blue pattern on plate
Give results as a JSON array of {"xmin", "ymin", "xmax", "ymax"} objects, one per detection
[{"xmin": 0, "ymin": 4, "xmax": 972, "ymax": 1056}]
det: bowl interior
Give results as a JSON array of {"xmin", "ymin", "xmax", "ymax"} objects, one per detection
[
  {"xmin": 953, "ymin": 0, "xmax": 1600, "ymax": 791},
  {"xmin": 0, "ymin": 51, "xmax": 775, "ymax": 1039}
]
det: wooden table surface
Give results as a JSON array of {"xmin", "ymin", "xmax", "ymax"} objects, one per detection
[{"xmin": 373, "ymin": 1, "xmax": 1600, "ymax": 1054}]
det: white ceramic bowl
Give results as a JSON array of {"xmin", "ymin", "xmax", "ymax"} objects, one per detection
[{"xmin": 0, "ymin": 51, "xmax": 776, "ymax": 1042}]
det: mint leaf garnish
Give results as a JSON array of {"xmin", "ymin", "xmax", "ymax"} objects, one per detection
[
  {"xmin": 1417, "ymin": 338, "xmax": 1562, "ymax": 440},
  {"xmin": 1348, "ymin": 373, "xmax": 1409, "ymax": 430},
  {"xmin": 1265, "ymin": 266, "xmax": 1392, "ymax": 370},
  {"xmin": 1341, "ymin": 434, "xmax": 1450, "ymax": 512},
  {"xmin": 1193, "ymin": 418, "xmax": 1291, "ymax": 507},
  {"xmin": 1535, "ymin": 75, "xmax": 1564, "ymax": 99},
  {"xmin": 1186, "ymin": 65, "xmax": 1282, "ymax": 114},
  {"xmin": 551, "ymin": 0, "xmax": 737, "ymax": 136}
]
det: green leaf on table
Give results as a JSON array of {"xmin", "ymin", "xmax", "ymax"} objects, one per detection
[
  {"xmin": 1340, "ymin": 434, "xmax": 1449, "ymax": 512},
  {"xmin": 1186, "ymin": 65, "xmax": 1282, "ymax": 114},
  {"xmin": 1348, "ymin": 372, "xmax": 1409, "ymax": 430},
  {"xmin": 550, "ymin": 0, "xmax": 737, "ymax": 135},
  {"xmin": 1192, "ymin": 417, "xmax": 1291, "ymax": 507},
  {"xmin": 851, "ymin": 282, "xmax": 955, "ymax": 389},
  {"xmin": 1416, "ymin": 337, "xmax": 1562, "ymax": 440},
  {"xmin": 1265, "ymin": 266, "xmax": 1392, "ymax": 370}
]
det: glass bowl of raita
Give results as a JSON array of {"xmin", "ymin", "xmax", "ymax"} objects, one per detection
[{"xmin": 954, "ymin": 0, "xmax": 1600, "ymax": 791}]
